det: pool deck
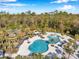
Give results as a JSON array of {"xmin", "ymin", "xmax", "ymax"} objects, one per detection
[
  {"xmin": 17, "ymin": 33, "xmax": 73, "ymax": 56},
  {"xmin": 17, "ymin": 34, "xmax": 60, "ymax": 56},
  {"xmin": 8, "ymin": 32, "xmax": 75, "ymax": 59}
]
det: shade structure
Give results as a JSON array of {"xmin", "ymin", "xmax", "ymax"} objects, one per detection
[
  {"xmin": 48, "ymin": 35, "xmax": 60, "ymax": 44},
  {"xmin": 28, "ymin": 40, "xmax": 49, "ymax": 53}
]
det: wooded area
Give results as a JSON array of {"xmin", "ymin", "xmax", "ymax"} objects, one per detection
[{"xmin": 0, "ymin": 10, "xmax": 79, "ymax": 36}]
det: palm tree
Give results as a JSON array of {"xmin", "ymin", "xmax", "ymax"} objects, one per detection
[{"xmin": 63, "ymin": 42, "xmax": 75, "ymax": 59}]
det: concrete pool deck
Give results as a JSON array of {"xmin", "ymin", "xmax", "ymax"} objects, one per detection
[
  {"xmin": 17, "ymin": 34, "xmax": 61, "ymax": 56},
  {"xmin": 11, "ymin": 32, "xmax": 74, "ymax": 59}
]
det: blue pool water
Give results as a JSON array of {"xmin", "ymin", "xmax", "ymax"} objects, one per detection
[
  {"xmin": 28, "ymin": 35, "xmax": 60, "ymax": 53},
  {"xmin": 48, "ymin": 35, "xmax": 60, "ymax": 44},
  {"xmin": 29, "ymin": 40, "xmax": 49, "ymax": 53}
]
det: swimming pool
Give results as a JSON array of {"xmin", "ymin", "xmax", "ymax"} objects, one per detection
[
  {"xmin": 48, "ymin": 35, "xmax": 60, "ymax": 44},
  {"xmin": 28, "ymin": 35, "xmax": 60, "ymax": 53},
  {"xmin": 28, "ymin": 40, "xmax": 49, "ymax": 53}
]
